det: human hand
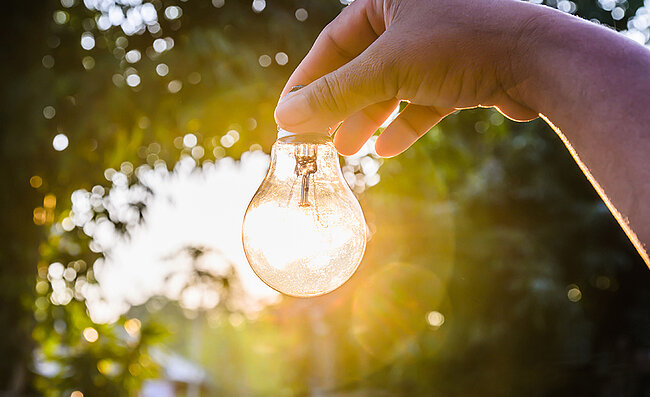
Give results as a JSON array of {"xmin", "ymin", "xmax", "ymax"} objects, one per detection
[{"xmin": 274, "ymin": 0, "xmax": 546, "ymax": 157}]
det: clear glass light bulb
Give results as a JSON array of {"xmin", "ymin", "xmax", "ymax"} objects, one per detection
[{"xmin": 242, "ymin": 133, "xmax": 367, "ymax": 297}]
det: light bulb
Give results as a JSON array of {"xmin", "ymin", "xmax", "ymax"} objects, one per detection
[{"xmin": 242, "ymin": 132, "xmax": 367, "ymax": 297}]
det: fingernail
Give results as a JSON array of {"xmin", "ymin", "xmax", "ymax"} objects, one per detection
[
  {"xmin": 275, "ymin": 90, "xmax": 312, "ymax": 126},
  {"xmin": 289, "ymin": 85, "xmax": 305, "ymax": 93},
  {"xmin": 278, "ymin": 85, "xmax": 306, "ymax": 104}
]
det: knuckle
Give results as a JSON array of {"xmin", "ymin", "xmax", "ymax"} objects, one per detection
[
  {"xmin": 397, "ymin": 115, "xmax": 421, "ymax": 141},
  {"xmin": 320, "ymin": 26, "xmax": 356, "ymax": 61},
  {"xmin": 370, "ymin": 36, "xmax": 410, "ymax": 99},
  {"xmin": 310, "ymin": 73, "xmax": 348, "ymax": 115}
]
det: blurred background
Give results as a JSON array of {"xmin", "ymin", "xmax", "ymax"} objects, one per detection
[{"xmin": 1, "ymin": 0, "xmax": 650, "ymax": 396}]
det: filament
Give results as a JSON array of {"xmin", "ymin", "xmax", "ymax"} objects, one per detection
[
  {"xmin": 294, "ymin": 144, "xmax": 318, "ymax": 207},
  {"xmin": 300, "ymin": 174, "xmax": 310, "ymax": 207}
]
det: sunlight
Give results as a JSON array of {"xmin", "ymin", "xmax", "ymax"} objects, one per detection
[
  {"xmin": 65, "ymin": 137, "xmax": 385, "ymax": 322},
  {"xmin": 79, "ymin": 151, "xmax": 280, "ymax": 323},
  {"xmin": 243, "ymin": 202, "xmax": 355, "ymax": 271}
]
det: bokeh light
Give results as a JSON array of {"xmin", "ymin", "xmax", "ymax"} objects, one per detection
[
  {"xmin": 43, "ymin": 106, "xmax": 55, "ymax": 119},
  {"xmin": 183, "ymin": 133, "xmax": 197, "ymax": 148},
  {"xmin": 80, "ymin": 32, "xmax": 95, "ymax": 50},
  {"xmin": 258, "ymin": 54, "xmax": 272, "ymax": 67},
  {"xmin": 167, "ymin": 80, "xmax": 182, "ymax": 93},
  {"xmin": 53, "ymin": 10, "xmax": 69, "ymax": 24},
  {"xmin": 164, "ymin": 6, "xmax": 182, "ymax": 20},
  {"xmin": 52, "ymin": 134, "xmax": 69, "ymax": 151},
  {"xmin": 252, "ymin": 0, "xmax": 266, "ymax": 13},
  {"xmin": 567, "ymin": 285, "xmax": 582, "ymax": 302},
  {"xmin": 152, "ymin": 38, "xmax": 166, "ymax": 53},
  {"xmin": 42, "ymin": 55, "xmax": 55, "ymax": 69},
  {"xmin": 295, "ymin": 8, "xmax": 308, "ymax": 21},
  {"xmin": 126, "ymin": 74, "xmax": 141, "ymax": 87},
  {"xmin": 124, "ymin": 318, "xmax": 141, "ymax": 336},
  {"xmin": 275, "ymin": 52, "xmax": 289, "ymax": 65},
  {"xmin": 125, "ymin": 49, "xmax": 141, "ymax": 63},
  {"xmin": 426, "ymin": 310, "xmax": 445, "ymax": 328},
  {"xmin": 82, "ymin": 327, "xmax": 99, "ymax": 343},
  {"xmin": 155, "ymin": 63, "xmax": 169, "ymax": 76},
  {"xmin": 82, "ymin": 56, "xmax": 95, "ymax": 70},
  {"xmin": 30, "ymin": 176, "xmax": 43, "ymax": 188},
  {"xmin": 43, "ymin": 194, "xmax": 56, "ymax": 209}
]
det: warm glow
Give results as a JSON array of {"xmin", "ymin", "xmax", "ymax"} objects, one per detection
[
  {"xmin": 74, "ymin": 152, "xmax": 279, "ymax": 323},
  {"xmin": 244, "ymin": 202, "xmax": 355, "ymax": 271},
  {"xmin": 124, "ymin": 318, "xmax": 141, "ymax": 336},
  {"xmin": 29, "ymin": 175, "xmax": 42, "ymax": 188},
  {"xmin": 43, "ymin": 194, "xmax": 56, "ymax": 209},
  {"xmin": 33, "ymin": 207, "xmax": 47, "ymax": 225},
  {"xmin": 426, "ymin": 311, "xmax": 445, "ymax": 328},
  {"xmin": 82, "ymin": 327, "xmax": 99, "ymax": 342},
  {"xmin": 242, "ymin": 135, "xmax": 366, "ymax": 297}
]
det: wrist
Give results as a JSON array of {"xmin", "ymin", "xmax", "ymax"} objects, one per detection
[
  {"xmin": 500, "ymin": 2, "xmax": 559, "ymax": 114},
  {"xmin": 504, "ymin": 4, "xmax": 650, "ymax": 121}
]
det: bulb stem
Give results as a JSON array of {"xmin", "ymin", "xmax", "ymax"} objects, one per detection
[
  {"xmin": 294, "ymin": 143, "xmax": 318, "ymax": 207},
  {"xmin": 299, "ymin": 174, "xmax": 310, "ymax": 207}
]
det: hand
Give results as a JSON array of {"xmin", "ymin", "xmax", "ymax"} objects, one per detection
[
  {"xmin": 275, "ymin": 0, "xmax": 650, "ymax": 264},
  {"xmin": 274, "ymin": 0, "xmax": 544, "ymax": 157}
]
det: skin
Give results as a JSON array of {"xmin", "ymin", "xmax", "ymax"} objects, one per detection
[{"xmin": 274, "ymin": 0, "xmax": 650, "ymax": 266}]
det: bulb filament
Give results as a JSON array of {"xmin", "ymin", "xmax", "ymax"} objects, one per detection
[
  {"xmin": 300, "ymin": 174, "xmax": 310, "ymax": 207},
  {"xmin": 294, "ymin": 144, "xmax": 317, "ymax": 207}
]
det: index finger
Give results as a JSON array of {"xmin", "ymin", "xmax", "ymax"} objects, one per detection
[{"xmin": 280, "ymin": 0, "xmax": 386, "ymax": 99}]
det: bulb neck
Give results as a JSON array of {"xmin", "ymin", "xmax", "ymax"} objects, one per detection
[
  {"xmin": 277, "ymin": 127, "xmax": 329, "ymax": 140},
  {"xmin": 269, "ymin": 133, "xmax": 339, "ymax": 181},
  {"xmin": 277, "ymin": 127, "xmax": 296, "ymax": 139},
  {"xmin": 276, "ymin": 130, "xmax": 333, "ymax": 146}
]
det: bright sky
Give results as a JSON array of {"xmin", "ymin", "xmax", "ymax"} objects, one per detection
[{"xmin": 77, "ymin": 151, "xmax": 281, "ymax": 323}]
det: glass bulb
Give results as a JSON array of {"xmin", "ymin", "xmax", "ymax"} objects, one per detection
[{"xmin": 242, "ymin": 133, "xmax": 367, "ymax": 297}]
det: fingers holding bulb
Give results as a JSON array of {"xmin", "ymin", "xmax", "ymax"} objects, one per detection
[
  {"xmin": 334, "ymin": 99, "xmax": 399, "ymax": 156},
  {"xmin": 375, "ymin": 104, "xmax": 454, "ymax": 157}
]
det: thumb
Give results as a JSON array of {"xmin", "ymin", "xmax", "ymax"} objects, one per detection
[{"xmin": 274, "ymin": 35, "xmax": 396, "ymax": 133}]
